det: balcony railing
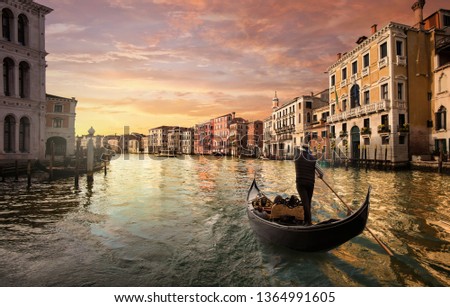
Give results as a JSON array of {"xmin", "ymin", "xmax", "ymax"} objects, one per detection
[
  {"xmin": 361, "ymin": 67, "xmax": 370, "ymax": 77},
  {"xmin": 398, "ymin": 124, "xmax": 409, "ymax": 133},
  {"xmin": 361, "ymin": 127, "xmax": 371, "ymax": 135},
  {"xmin": 339, "ymin": 131, "xmax": 348, "ymax": 138},
  {"xmin": 396, "ymin": 55, "xmax": 407, "ymax": 66},
  {"xmin": 377, "ymin": 125, "xmax": 391, "ymax": 134},
  {"xmin": 327, "ymin": 100, "xmax": 391, "ymax": 123},
  {"xmin": 378, "ymin": 57, "xmax": 389, "ymax": 69}
]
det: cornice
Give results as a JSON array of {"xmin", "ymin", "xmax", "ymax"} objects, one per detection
[
  {"xmin": 1, "ymin": 0, "xmax": 53, "ymax": 15},
  {"xmin": 327, "ymin": 22, "xmax": 411, "ymax": 72}
]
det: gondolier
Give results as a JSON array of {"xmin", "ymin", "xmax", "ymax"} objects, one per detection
[{"xmin": 294, "ymin": 144, "xmax": 322, "ymax": 225}]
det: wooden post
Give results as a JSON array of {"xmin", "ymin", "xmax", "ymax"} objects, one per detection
[
  {"xmin": 438, "ymin": 147, "xmax": 443, "ymax": 174},
  {"xmin": 14, "ymin": 160, "xmax": 19, "ymax": 182},
  {"xmin": 104, "ymin": 159, "xmax": 107, "ymax": 176},
  {"xmin": 86, "ymin": 127, "xmax": 95, "ymax": 183},
  {"xmin": 27, "ymin": 159, "xmax": 32, "ymax": 188},
  {"xmin": 0, "ymin": 166, "xmax": 4, "ymax": 182},
  {"xmin": 374, "ymin": 147, "xmax": 378, "ymax": 169},
  {"xmin": 49, "ymin": 142, "xmax": 54, "ymax": 181},
  {"xmin": 75, "ymin": 140, "xmax": 80, "ymax": 189},
  {"xmin": 384, "ymin": 147, "xmax": 388, "ymax": 170},
  {"xmin": 365, "ymin": 148, "xmax": 368, "ymax": 172}
]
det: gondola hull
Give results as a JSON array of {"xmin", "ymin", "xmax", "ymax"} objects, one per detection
[{"xmin": 246, "ymin": 180, "xmax": 370, "ymax": 252}]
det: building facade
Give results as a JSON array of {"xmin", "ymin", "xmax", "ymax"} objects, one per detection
[
  {"xmin": 212, "ymin": 112, "xmax": 236, "ymax": 155},
  {"xmin": 0, "ymin": 0, "xmax": 52, "ymax": 161},
  {"xmin": 247, "ymin": 120, "xmax": 263, "ymax": 156},
  {"xmin": 45, "ymin": 94, "xmax": 77, "ymax": 157}
]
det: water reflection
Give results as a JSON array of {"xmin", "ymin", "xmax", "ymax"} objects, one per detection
[{"xmin": 0, "ymin": 155, "xmax": 449, "ymax": 286}]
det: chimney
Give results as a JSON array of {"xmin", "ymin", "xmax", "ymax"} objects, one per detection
[
  {"xmin": 371, "ymin": 24, "xmax": 377, "ymax": 34},
  {"xmin": 337, "ymin": 53, "xmax": 342, "ymax": 60},
  {"xmin": 411, "ymin": 0, "xmax": 425, "ymax": 29}
]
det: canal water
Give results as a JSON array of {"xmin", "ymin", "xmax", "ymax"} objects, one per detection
[{"xmin": 0, "ymin": 155, "xmax": 449, "ymax": 287}]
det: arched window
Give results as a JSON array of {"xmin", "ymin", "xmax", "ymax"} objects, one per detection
[
  {"xmin": 436, "ymin": 106, "xmax": 447, "ymax": 130},
  {"xmin": 4, "ymin": 115, "xmax": 16, "ymax": 153},
  {"xmin": 18, "ymin": 14, "xmax": 28, "ymax": 46},
  {"xmin": 350, "ymin": 84, "xmax": 360, "ymax": 108},
  {"xmin": 3, "ymin": 58, "xmax": 14, "ymax": 96},
  {"xmin": 19, "ymin": 61, "xmax": 30, "ymax": 98},
  {"xmin": 19, "ymin": 117, "xmax": 30, "ymax": 153},
  {"xmin": 2, "ymin": 9, "xmax": 13, "ymax": 41}
]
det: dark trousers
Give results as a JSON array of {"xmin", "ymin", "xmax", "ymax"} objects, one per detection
[{"xmin": 296, "ymin": 182, "xmax": 314, "ymax": 224}]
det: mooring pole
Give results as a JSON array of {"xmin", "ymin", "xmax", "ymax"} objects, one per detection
[
  {"xmin": 14, "ymin": 160, "xmax": 19, "ymax": 182},
  {"xmin": 86, "ymin": 127, "xmax": 95, "ymax": 183},
  {"xmin": 27, "ymin": 159, "xmax": 32, "ymax": 188},
  {"xmin": 75, "ymin": 139, "xmax": 80, "ymax": 189}
]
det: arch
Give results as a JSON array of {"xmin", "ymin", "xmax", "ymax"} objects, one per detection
[
  {"xmin": 18, "ymin": 14, "xmax": 29, "ymax": 46},
  {"xmin": 19, "ymin": 61, "xmax": 30, "ymax": 98},
  {"xmin": 2, "ymin": 8, "xmax": 13, "ymax": 41},
  {"xmin": 46, "ymin": 137, "xmax": 67, "ymax": 156},
  {"xmin": 3, "ymin": 57, "xmax": 15, "ymax": 96},
  {"xmin": 19, "ymin": 116, "xmax": 30, "ymax": 153},
  {"xmin": 4, "ymin": 114, "xmax": 16, "ymax": 153},
  {"xmin": 350, "ymin": 84, "xmax": 360, "ymax": 108},
  {"xmin": 350, "ymin": 126, "xmax": 360, "ymax": 160}
]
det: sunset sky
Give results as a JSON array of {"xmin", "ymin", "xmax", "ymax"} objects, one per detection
[{"xmin": 38, "ymin": 0, "xmax": 449, "ymax": 135}]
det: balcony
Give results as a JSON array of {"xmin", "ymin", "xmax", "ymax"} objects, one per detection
[
  {"xmin": 361, "ymin": 127, "xmax": 371, "ymax": 137},
  {"xmin": 327, "ymin": 100, "xmax": 391, "ymax": 123},
  {"xmin": 339, "ymin": 131, "xmax": 348, "ymax": 138},
  {"xmin": 398, "ymin": 123, "xmax": 409, "ymax": 133},
  {"xmin": 377, "ymin": 124, "xmax": 391, "ymax": 135},
  {"xmin": 396, "ymin": 55, "xmax": 407, "ymax": 66},
  {"xmin": 361, "ymin": 66, "xmax": 370, "ymax": 77},
  {"xmin": 350, "ymin": 73, "xmax": 358, "ymax": 83},
  {"xmin": 378, "ymin": 57, "xmax": 389, "ymax": 69},
  {"xmin": 340, "ymin": 79, "xmax": 347, "ymax": 87}
]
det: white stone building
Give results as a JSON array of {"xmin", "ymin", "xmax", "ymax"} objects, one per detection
[{"xmin": 0, "ymin": 0, "xmax": 52, "ymax": 161}]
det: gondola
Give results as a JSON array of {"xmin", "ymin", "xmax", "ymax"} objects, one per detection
[{"xmin": 246, "ymin": 179, "xmax": 371, "ymax": 252}]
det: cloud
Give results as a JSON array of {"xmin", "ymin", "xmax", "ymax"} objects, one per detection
[{"xmin": 38, "ymin": 0, "xmax": 450, "ymax": 134}]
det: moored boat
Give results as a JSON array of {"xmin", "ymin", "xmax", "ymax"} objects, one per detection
[{"xmin": 246, "ymin": 179, "xmax": 371, "ymax": 252}]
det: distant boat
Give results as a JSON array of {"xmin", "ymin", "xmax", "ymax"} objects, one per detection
[{"xmin": 246, "ymin": 179, "xmax": 371, "ymax": 252}]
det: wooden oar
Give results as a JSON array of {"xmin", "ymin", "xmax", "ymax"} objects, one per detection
[{"xmin": 319, "ymin": 176, "xmax": 394, "ymax": 257}]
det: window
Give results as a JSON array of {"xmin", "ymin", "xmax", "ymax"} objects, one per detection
[
  {"xmin": 331, "ymin": 104, "xmax": 336, "ymax": 115},
  {"xmin": 382, "ymin": 136, "xmax": 390, "ymax": 145},
  {"xmin": 321, "ymin": 131, "xmax": 327, "ymax": 138},
  {"xmin": 396, "ymin": 40, "xmax": 403, "ymax": 56},
  {"xmin": 381, "ymin": 84, "xmax": 389, "ymax": 100},
  {"xmin": 3, "ymin": 58, "xmax": 14, "ymax": 97},
  {"xmin": 350, "ymin": 84, "xmax": 360, "ymax": 108},
  {"xmin": 352, "ymin": 61, "xmax": 358, "ymax": 75},
  {"xmin": 364, "ymin": 90, "xmax": 370, "ymax": 105},
  {"xmin": 342, "ymin": 123, "xmax": 347, "ymax": 132},
  {"xmin": 4, "ymin": 115, "xmax": 16, "ymax": 153},
  {"xmin": 306, "ymin": 113, "xmax": 311, "ymax": 123},
  {"xmin": 19, "ymin": 117, "xmax": 30, "ymax": 153},
  {"xmin": 313, "ymin": 114, "xmax": 318, "ymax": 123},
  {"xmin": 18, "ymin": 14, "xmax": 29, "ymax": 46},
  {"xmin": 380, "ymin": 42, "xmax": 388, "ymax": 59},
  {"xmin": 53, "ymin": 118, "xmax": 63, "ymax": 128},
  {"xmin": 436, "ymin": 106, "xmax": 447, "ymax": 130},
  {"xmin": 54, "ymin": 104, "xmax": 63, "ymax": 112},
  {"xmin": 397, "ymin": 82, "xmax": 404, "ymax": 100},
  {"xmin": 19, "ymin": 62, "xmax": 30, "ymax": 98},
  {"xmin": 342, "ymin": 67, "xmax": 347, "ymax": 80},
  {"xmin": 399, "ymin": 135, "xmax": 406, "ymax": 145},
  {"xmin": 364, "ymin": 118, "xmax": 370, "ymax": 128},
  {"xmin": 305, "ymin": 101, "xmax": 312, "ymax": 108},
  {"xmin": 399, "ymin": 114, "xmax": 406, "ymax": 127},
  {"xmin": 331, "ymin": 75, "xmax": 335, "ymax": 87},
  {"xmin": 342, "ymin": 99, "xmax": 347, "ymax": 111},
  {"xmin": 363, "ymin": 53, "xmax": 370, "ymax": 68},
  {"xmin": 2, "ymin": 9, "xmax": 13, "ymax": 41},
  {"xmin": 381, "ymin": 114, "xmax": 389, "ymax": 127},
  {"xmin": 444, "ymin": 15, "xmax": 450, "ymax": 27}
]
